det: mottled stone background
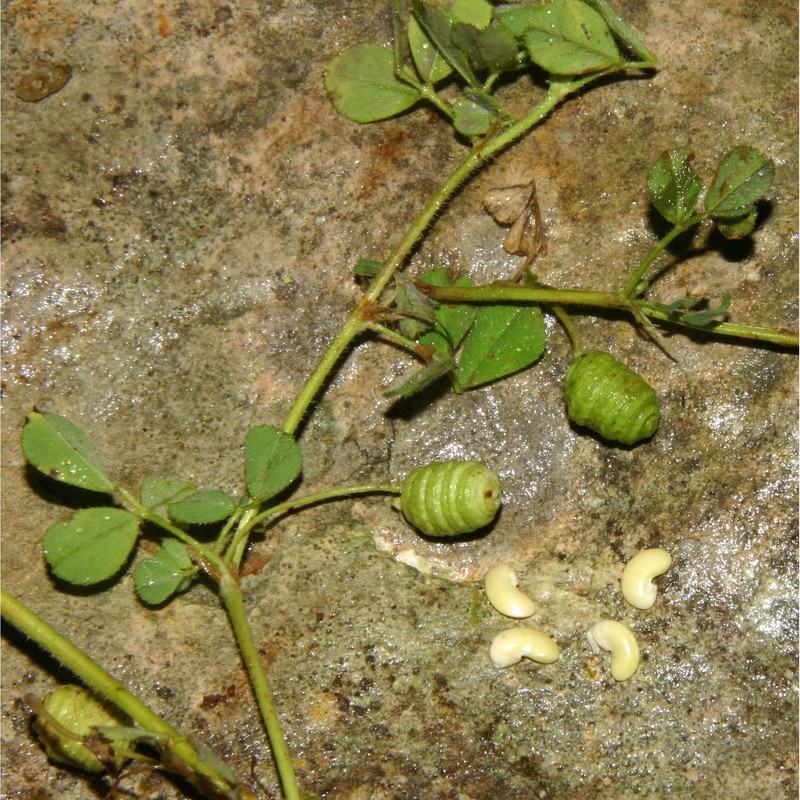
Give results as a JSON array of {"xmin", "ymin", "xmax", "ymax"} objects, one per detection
[{"xmin": 2, "ymin": 1, "xmax": 797, "ymax": 798}]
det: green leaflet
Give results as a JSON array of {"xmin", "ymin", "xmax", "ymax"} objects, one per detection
[
  {"xmin": 418, "ymin": 269, "xmax": 476, "ymax": 355},
  {"xmin": 665, "ymin": 293, "xmax": 731, "ymax": 326},
  {"xmin": 681, "ymin": 293, "xmax": 731, "ymax": 326},
  {"xmin": 647, "ymin": 149, "xmax": 704, "ymax": 225},
  {"xmin": 134, "ymin": 539, "xmax": 196, "ymax": 605},
  {"xmin": 495, "ymin": 4, "xmax": 537, "ymax": 39},
  {"xmin": 140, "ymin": 475, "xmax": 196, "ymax": 516},
  {"xmin": 384, "ymin": 352, "xmax": 456, "ymax": 399},
  {"xmin": 451, "ymin": 20, "xmax": 519, "ymax": 74},
  {"xmin": 584, "ymin": 0, "xmax": 655, "ymax": 63},
  {"xmin": 448, "ymin": 0, "xmax": 494, "ymax": 29},
  {"xmin": 167, "ymin": 491, "xmax": 236, "ymax": 525},
  {"xmin": 22, "ymin": 411, "xmax": 115, "ymax": 493},
  {"xmin": 524, "ymin": 0, "xmax": 621, "ymax": 75},
  {"xmin": 452, "ymin": 97, "xmax": 494, "ymax": 137},
  {"xmin": 457, "ymin": 303, "xmax": 545, "ymax": 389},
  {"xmin": 715, "ymin": 208, "xmax": 758, "ymax": 239},
  {"xmin": 704, "ymin": 146, "xmax": 774, "ymax": 219},
  {"xmin": 324, "ymin": 43, "xmax": 420, "ymax": 123},
  {"xmin": 411, "ymin": 0, "xmax": 481, "ymax": 88},
  {"xmin": 43, "ymin": 507, "xmax": 139, "ymax": 586},
  {"xmin": 408, "ymin": 15, "xmax": 453, "ymax": 83},
  {"xmin": 244, "ymin": 425, "xmax": 302, "ymax": 503}
]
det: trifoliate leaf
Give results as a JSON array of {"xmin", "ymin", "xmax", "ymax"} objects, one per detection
[
  {"xmin": 44, "ymin": 508, "xmax": 139, "ymax": 586},
  {"xmin": 22, "ymin": 411, "xmax": 114, "ymax": 493},
  {"xmin": 324, "ymin": 43, "xmax": 420, "ymax": 123}
]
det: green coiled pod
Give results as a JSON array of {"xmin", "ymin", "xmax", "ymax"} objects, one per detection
[
  {"xmin": 400, "ymin": 460, "xmax": 502, "ymax": 537},
  {"xmin": 564, "ymin": 351, "xmax": 660, "ymax": 445},
  {"xmin": 33, "ymin": 685, "xmax": 128, "ymax": 773}
]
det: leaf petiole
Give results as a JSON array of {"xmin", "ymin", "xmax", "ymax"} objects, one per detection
[
  {"xmin": 232, "ymin": 483, "xmax": 402, "ymax": 546},
  {"xmin": 621, "ymin": 214, "xmax": 706, "ymax": 299}
]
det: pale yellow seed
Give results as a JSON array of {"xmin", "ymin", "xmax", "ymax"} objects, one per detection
[
  {"xmin": 484, "ymin": 563, "xmax": 536, "ymax": 618},
  {"xmin": 621, "ymin": 547, "xmax": 672, "ymax": 610},
  {"xmin": 587, "ymin": 620, "xmax": 640, "ymax": 681},
  {"xmin": 489, "ymin": 627, "xmax": 560, "ymax": 668}
]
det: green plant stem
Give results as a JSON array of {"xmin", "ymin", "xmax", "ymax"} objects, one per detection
[
  {"xmin": 363, "ymin": 321, "xmax": 425, "ymax": 353},
  {"xmin": 226, "ymin": 506, "xmax": 260, "ymax": 569},
  {"xmin": 419, "ymin": 82, "xmax": 455, "ymax": 119},
  {"xmin": 550, "ymin": 304, "xmax": 583, "ymax": 354},
  {"xmin": 281, "ymin": 72, "xmax": 617, "ymax": 436},
  {"xmin": 235, "ymin": 483, "xmax": 402, "ymax": 544},
  {"xmin": 215, "ymin": 504, "xmax": 247, "ymax": 556},
  {"xmin": 0, "ymin": 590, "xmax": 241, "ymax": 798},
  {"xmin": 621, "ymin": 215, "xmax": 705, "ymax": 298},
  {"xmin": 426, "ymin": 283, "xmax": 799, "ymax": 348},
  {"xmin": 427, "ymin": 283, "xmax": 634, "ymax": 310},
  {"xmin": 217, "ymin": 574, "xmax": 300, "ymax": 800},
  {"xmin": 636, "ymin": 302, "xmax": 800, "ymax": 347}
]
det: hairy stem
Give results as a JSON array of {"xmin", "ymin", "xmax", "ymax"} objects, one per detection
[
  {"xmin": 427, "ymin": 284, "xmax": 633, "ymax": 309},
  {"xmin": 218, "ymin": 574, "xmax": 301, "ymax": 800},
  {"xmin": 425, "ymin": 284, "xmax": 799, "ymax": 348},
  {"xmin": 281, "ymin": 72, "xmax": 618, "ymax": 436},
  {"xmin": 636, "ymin": 302, "xmax": 800, "ymax": 347}
]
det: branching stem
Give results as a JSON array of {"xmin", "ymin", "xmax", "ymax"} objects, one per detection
[{"xmin": 281, "ymin": 70, "xmax": 624, "ymax": 437}]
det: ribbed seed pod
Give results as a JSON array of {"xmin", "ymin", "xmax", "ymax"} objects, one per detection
[
  {"xmin": 400, "ymin": 461, "xmax": 502, "ymax": 537},
  {"xmin": 33, "ymin": 685, "xmax": 127, "ymax": 773},
  {"xmin": 564, "ymin": 351, "xmax": 660, "ymax": 445}
]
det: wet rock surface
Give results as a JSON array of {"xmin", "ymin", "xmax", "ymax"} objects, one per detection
[{"xmin": 2, "ymin": 1, "xmax": 797, "ymax": 798}]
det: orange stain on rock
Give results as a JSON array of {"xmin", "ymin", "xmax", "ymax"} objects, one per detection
[{"xmin": 158, "ymin": 9, "xmax": 173, "ymax": 37}]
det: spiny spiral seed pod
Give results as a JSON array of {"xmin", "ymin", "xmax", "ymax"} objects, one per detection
[
  {"xmin": 400, "ymin": 460, "xmax": 502, "ymax": 537},
  {"xmin": 564, "ymin": 351, "xmax": 660, "ymax": 445},
  {"xmin": 33, "ymin": 685, "xmax": 127, "ymax": 773}
]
